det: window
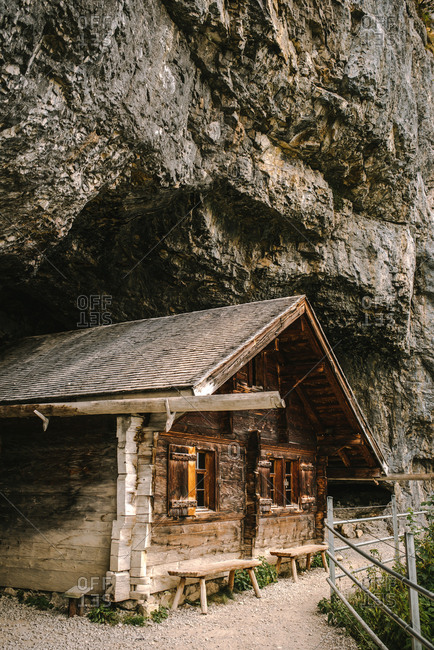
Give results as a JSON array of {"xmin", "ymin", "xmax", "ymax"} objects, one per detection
[
  {"xmin": 168, "ymin": 444, "xmax": 216, "ymax": 517},
  {"xmin": 284, "ymin": 460, "xmax": 292, "ymax": 505},
  {"xmin": 270, "ymin": 459, "xmax": 276, "ymax": 504},
  {"xmin": 196, "ymin": 450, "xmax": 216, "ymax": 510},
  {"xmin": 258, "ymin": 456, "xmax": 304, "ymax": 510}
]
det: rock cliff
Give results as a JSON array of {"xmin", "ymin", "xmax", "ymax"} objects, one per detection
[{"xmin": 0, "ymin": 0, "xmax": 432, "ymax": 503}]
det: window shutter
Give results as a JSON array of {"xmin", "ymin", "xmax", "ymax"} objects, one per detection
[
  {"xmin": 299, "ymin": 461, "xmax": 316, "ymax": 510},
  {"xmin": 257, "ymin": 458, "xmax": 272, "ymax": 513},
  {"xmin": 168, "ymin": 444, "xmax": 197, "ymax": 517}
]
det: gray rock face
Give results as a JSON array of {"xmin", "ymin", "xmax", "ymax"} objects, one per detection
[{"xmin": 0, "ymin": 1, "xmax": 432, "ymax": 504}]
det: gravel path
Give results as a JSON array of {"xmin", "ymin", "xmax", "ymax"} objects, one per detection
[{"xmin": 0, "ymin": 568, "xmax": 358, "ymax": 650}]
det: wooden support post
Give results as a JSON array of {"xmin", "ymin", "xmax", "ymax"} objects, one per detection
[
  {"xmin": 291, "ymin": 558, "xmax": 298, "ymax": 583},
  {"xmin": 247, "ymin": 568, "xmax": 261, "ymax": 598},
  {"xmin": 327, "ymin": 496, "xmax": 336, "ymax": 598},
  {"xmin": 172, "ymin": 577, "xmax": 186, "ymax": 610},
  {"xmin": 405, "ymin": 533, "xmax": 422, "ymax": 650},
  {"xmin": 228, "ymin": 570, "xmax": 235, "ymax": 592},
  {"xmin": 200, "ymin": 578, "xmax": 208, "ymax": 614},
  {"xmin": 306, "ymin": 554, "xmax": 312, "ymax": 570},
  {"xmin": 392, "ymin": 494, "xmax": 400, "ymax": 565},
  {"xmin": 68, "ymin": 599, "xmax": 77, "ymax": 617}
]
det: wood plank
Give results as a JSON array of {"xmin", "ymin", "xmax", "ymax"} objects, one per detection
[
  {"xmin": 168, "ymin": 559, "xmax": 260, "ymax": 577},
  {"xmin": 0, "ymin": 392, "xmax": 285, "ymax": 418},
  {"xmin": 270, "ymin": 543, "xmax": 328, "ymax": 557}
]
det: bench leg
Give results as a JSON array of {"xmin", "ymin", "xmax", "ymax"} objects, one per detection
[
  {"xmin": 306, "ymin": 553, "xmax": 312, "ymax": 570},
  {"xmin": 291, "ymin": 558, "xmax": 298, "ymax": 583},
  {"xmin": 228, "ymin": 569, "xmax": 235, "ymax": 592},
  {"xmin": 172, "ymin": 577, "xmax": 186, "ymax": 610},
  {"xmin": 77, "ymin": 595, "xmax": 85, "ymax": 616},
  {"xmin": 200, "ymin": 578, "xmax": 207, "ymax": 614},
  {"xmin": 321, "ymin": 551, "xmax": 328, "ymax": 573},
  {"xmin": 275, "ymin": 557, "xmax": 282, "ymax": 575},
  {"xmin": 247, "ymin": 568, "xmax": 261, "ymax": 598},
  {"xmin": 68, "ymin": 598, "xmax": 77, "ymax": 617}
]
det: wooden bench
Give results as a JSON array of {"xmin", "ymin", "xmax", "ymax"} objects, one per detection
[
  {"xmin": 270, "ymin": 544, "xmax": 328, "ymax": 583},
  {"xmin": 168, "ymin": 558, "xmax": 261, "ymax": 614},
  {"xmin": 63, "ymin": 585, "xmax": 92, "ymax": 617}
]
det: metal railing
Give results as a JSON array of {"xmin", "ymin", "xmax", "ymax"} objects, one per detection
[{"xmin": 326, "ymin": 496, "xmax": 434, "ymax": 650}]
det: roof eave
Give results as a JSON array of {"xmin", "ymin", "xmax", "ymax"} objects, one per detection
[
  {"xmin": 192, "ymin": 296, "xmax": 306, "ymax": 396},
  {"xmin": 303, "ymin": 298, "xmax": 388, "ymax": 473}
]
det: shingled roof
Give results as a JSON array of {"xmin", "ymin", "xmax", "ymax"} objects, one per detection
[{"xmin": 0, "ymin": 296, "xmax": 304, "ymax": 404}]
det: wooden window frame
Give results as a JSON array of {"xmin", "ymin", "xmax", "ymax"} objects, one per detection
[
  {"xmin": 258, "ymin": 453, "xmax": 315, "ymax": 513},
  {"xmin": 168, "ymin": 443, "xmax": 217, "ymax": 517},
  {"xmin": 195, "ymin": 449, "xmax": 216, "ymax": 511}
]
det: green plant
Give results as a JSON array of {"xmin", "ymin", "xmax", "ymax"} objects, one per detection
[
  {"xmin": 319, "ymin": 495, "xmax": 434, "ymax": 649},
  {"xmin": 24, "ymin": 594, "xmax": 53, "ymax": 611},
  {"xmin": 233, "ymin": 568, "xmax": 252, "ymax": 592},
  {"xmin": 311, "ymin": 552, "xmax": 329, "ymax": 568},
  {"xmin": 123, "ymin": 614, "xmax": 146, "ymax": 626},
  {"xmin": 87, "ymin": 604, "xmax": 119, "ymax": 625},
  {"xmin": 255, "ymin": 556, "xmax": 277, "ymax": 587},
  {"xmin": 150, "ymin": 605, "xmax": 169, "ymax": 623},
  {"xmin": 233, "ymin": 557, "xmax": 277, "ymax": 592}
]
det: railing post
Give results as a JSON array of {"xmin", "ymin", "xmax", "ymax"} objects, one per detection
[
  {"xmin": 392, "ymin": 494, "xmax": 400, "ymax": 565},
  {"xmin": 327, "ymin": 495, "xmax": 336, "ymax": 599},
  {"xmin": 405, "ymin": 532, "xmax": 422, "ymax": 650}
]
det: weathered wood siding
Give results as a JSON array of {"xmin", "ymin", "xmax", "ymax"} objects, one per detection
[
  {"xmin": 0, "ymin": 416, "xmax": 117, "ymax": 593},
  {"xmin": 255, "ymin": 513, "xmax": 316, "ymax": 551},
  {"xmin": 149, "ymin": 432, "xmax": 244, "ymax": 592},
  {"xmin": 148, "ymin": 338, "xmax": 321, "ymax": 594}
]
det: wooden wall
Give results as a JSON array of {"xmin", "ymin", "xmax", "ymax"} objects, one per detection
[
  {"xmin": 147, "ymin": 339, "xmax": 321, "ymax": 594},
  {"xmin": 0, "ymin": 415, "xmax": 117, "ymax": 593},
  {"xmin": 255, "ymin": 513, "xmax": 316, "ymax": 551},
  {"xmin": 149, "ymin": 432, "xmax": 245, "ymax": 592}
]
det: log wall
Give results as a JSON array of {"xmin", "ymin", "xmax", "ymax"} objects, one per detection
[
  {"xmin": 0, "ymin": 415, "xmax": 117, "ymax": 593},
  {"xmin": 149, "ymin": 432, "xmax": 245, "ymax": 592},
  {"xmin": 147, "ymin": 341, "xmax": 321, "ymax": 595}
]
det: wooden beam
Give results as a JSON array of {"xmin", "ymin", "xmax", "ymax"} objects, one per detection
[
  {"xmin": 329, "ymin": 473, "xmax": 434, "ymax": 482},
  {"xmin": 358, "ymin": 443, "xmax": 377, "ymax": 468},
  {"xmin": 295, "ymin": 385, "xmax": 325, "ymax": 434},
  {"xmin": 0, "ymin": 391, "xmax": 286, "ymax": 419},
  {"xmin": 327, "ymin": 467, "xmax": 382, "ymax": 479},
  {"xmin": 282, "ymin": 362, "xmax": 326, "ymax": 375},
  {"xmin": 337, "ymin": 448, "xmax": 351, "ymax": 467}
]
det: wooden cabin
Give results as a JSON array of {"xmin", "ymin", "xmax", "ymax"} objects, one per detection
[{"xmin": 0, "ymin": 296, "xmax": 387, "ymax": 602}]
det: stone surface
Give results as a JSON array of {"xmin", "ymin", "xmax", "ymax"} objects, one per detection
[
  {"xmin": 3, "ymin": 588, "xmax": 17, "ymax": 597},
  {"xmin": 0, "ymin": 0, "xmax": 432, "ymax": 506},
  {"xmin": 340, "ymin": 523, "xmax": 357, "ymax": 539}
]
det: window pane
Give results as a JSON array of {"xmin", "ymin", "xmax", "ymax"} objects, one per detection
[
  {"xmin": 197, "ymin": 452, "xmax": 206, "ymax": 470},
  {"xmin": 285, "ymin": 461, "xmax": 292, "ymax": 504},
  {"xmin": 270, "ymin": 460, "xmax": 276, "ymax": 504},
  {"xmin": 196, "ymin": 487, "xmax": 205, "ymax": 507}
]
